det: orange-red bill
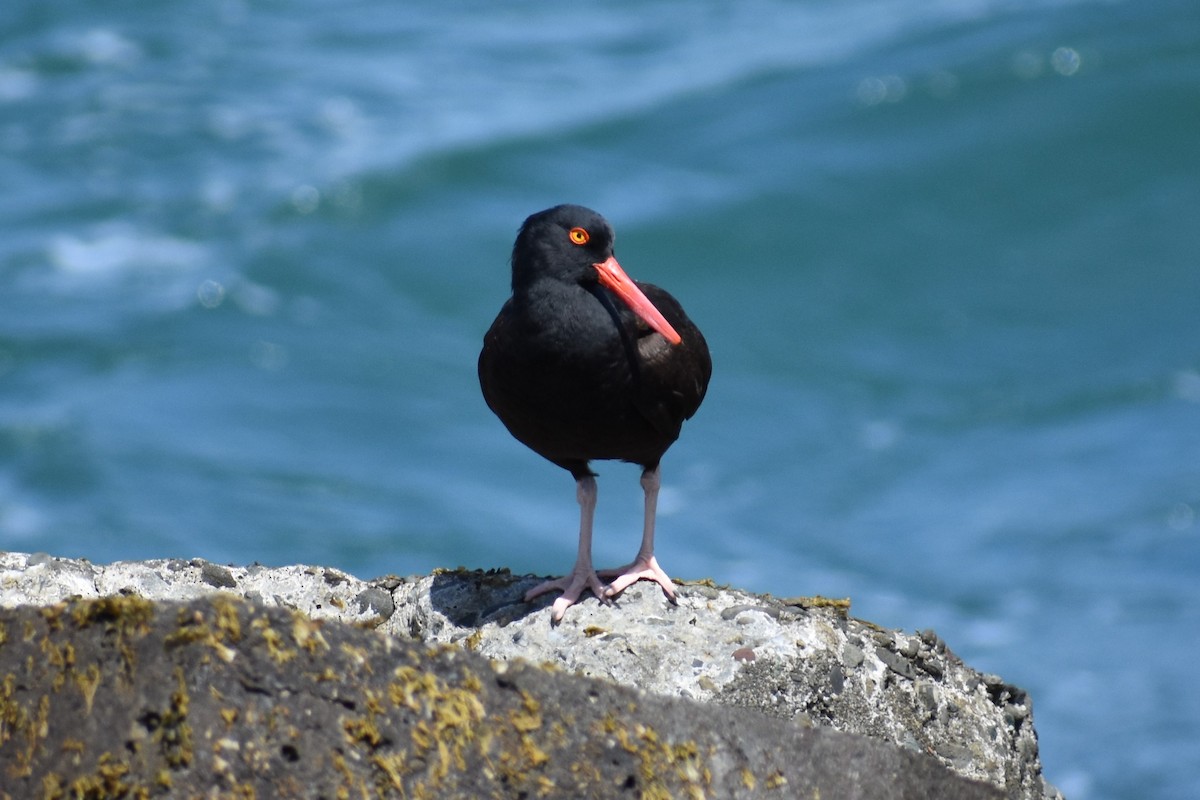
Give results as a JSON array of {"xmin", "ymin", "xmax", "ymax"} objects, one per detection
[{"xmin": 593, "ymin": 256, "xmax": 682, "ymax": 346}]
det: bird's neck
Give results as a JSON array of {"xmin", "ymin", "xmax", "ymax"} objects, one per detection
[
  {"xmin": 516, "ymin": 275, "xmax": 587, "ymax": 308},
  {"xmin": 513, "ymin": 278, "xmax": 634, "ymax": 348}
]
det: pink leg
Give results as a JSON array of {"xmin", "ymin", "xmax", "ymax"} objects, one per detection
[
  {"xmin": 524, "ymin": 475, "xmax": 610, "ymax": 622},
  {"xmin": 599, "ymin": 466, "xmax": 677, "ymax": 603}
]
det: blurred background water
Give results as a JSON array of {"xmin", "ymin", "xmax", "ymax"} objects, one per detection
[{"xmin": 3, "ymin": 1, "xmax": 1199, "ymax": 796}]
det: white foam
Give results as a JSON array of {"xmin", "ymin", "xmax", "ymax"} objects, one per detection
[{"xmin": 48, "ymin": 224, "xmax": 206, "ymax": 279}]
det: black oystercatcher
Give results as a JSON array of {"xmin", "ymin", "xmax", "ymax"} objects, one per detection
[{"xmin": 479, "ymin": 205, "xmax": 711, "ymax": 621}]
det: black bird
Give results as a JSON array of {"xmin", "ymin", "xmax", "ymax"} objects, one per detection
[{"xmin": 479, "ymin": 205, "xmax": 711, "ymax": 621}]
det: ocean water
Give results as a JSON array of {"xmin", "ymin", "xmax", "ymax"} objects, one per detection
[{"xmin": 3, "ymin": 0, "xmax": 1199, "ymax": 796}]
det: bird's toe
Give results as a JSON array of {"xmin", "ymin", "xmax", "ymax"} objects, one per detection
[
  {"xmin": 525, "ymin": 567, "xmax": 609, "ymax": 621},
  {"xmin": 600, "ymin": 554, "xmax": 676, "ymax": 600}
]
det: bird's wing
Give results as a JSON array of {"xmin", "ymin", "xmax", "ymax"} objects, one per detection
[{"xmin": 630, "ymin": 284, "xmax": 712, "ymax": 440}]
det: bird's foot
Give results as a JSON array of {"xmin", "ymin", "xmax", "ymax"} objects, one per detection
[
  {"xmin": 599, "ymin": 554, "xmax": 677, "ymax": 603},
  {"xmin": 524, "ymin": 568, "xmax": 611, "ymax": 622}
]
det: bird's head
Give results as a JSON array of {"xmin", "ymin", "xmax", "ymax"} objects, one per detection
[
  {"xmin": 511, "ymin": 205, "xmax": 682, "ymax": 345},
  {"xmin": 511, "ymin": 204, "xmax": 614, "ymax": 287}
]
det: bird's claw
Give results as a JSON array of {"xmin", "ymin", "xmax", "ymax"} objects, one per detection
[
  {"xmin": 599, "ymin": 554, "xmax": 677, "ymax": 601},
  {"xmin": 525, "ymin": 555, "xmax": 676, "ymax": 621},
  {"xmin": 525, "ymin": 568, "xmax": 610, "ymax": 622}
]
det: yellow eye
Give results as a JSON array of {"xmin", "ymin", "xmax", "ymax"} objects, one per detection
[{"xmin": 569, "ymin": 227, "xmax": 590, "ymax": 245}]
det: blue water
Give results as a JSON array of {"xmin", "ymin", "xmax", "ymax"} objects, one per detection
[{"xmin": 3, "ymin": 1, "xmax": 1199, "ymax": 796}]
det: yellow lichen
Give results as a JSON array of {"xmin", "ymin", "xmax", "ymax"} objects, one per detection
[
  {"xmin": 343, "ymin": 716, "xmax": 382, "ymax": 748},
  {"xmin": 40, "ymin": 772, "xmax": 65, "ymax": 798},
  {"xmin": 39, "ymin": 603, "xmax": 66, "ymax": 633},
  {"xmin": 604, "ymin": 719, "xmax": 711, "ymax": 800},
  {"xmin": 43, "ymin": 638, "xmax": 76, "ymax": 691},
  {"xmin": 74, "ymin": 662, "xmax": 101, "ymax": 715},
  {"xmin": 339, "ymin": 643, "xmax": 371, "ymax": 672},
  {"xmin": 510, "ymin": 691, "xmax": 542, "ymax": 733},
  {"xmin": 163, "ymin": 604, "xmax": 239, "ymax": 664},
  {"xmin": 370, "ymin": 662, "xmax": 489, "ymax": 792},
  {"xmin": 292, "ymin": 616, "xmax": 329, "ymax": 654},
  {"xmin": 157, "ymin": 667, "xmax": 193, "ymax": 768},
  {"xmin": 69, "ymin": 595, "xmax": 155, "ymax": 633},
  {"xmin": 251, "ymin": 616, "xmax": 296, "ymax": 664},
  {"xmin": 212, "ymin": 594, "xmax": 244, "ymax": 642},
  {"xmin": 312, "ymin": 666, "xmax": 337, "ymax": 682},
  {"xmin": 68, "ymin": 752, "xmax": 133, "ymax": 798},
  {"xmin": 371, "ymin": 752, "xmax": 408, "ymax": 790},
  {"xmin": 795, "ymin": 595, "xmax": 851, "ymax": 611}
]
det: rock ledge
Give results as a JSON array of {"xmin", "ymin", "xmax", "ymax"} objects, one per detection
[{"xmin": 0, "ymin": 552, "xmax": 1059, "ymax": 799}]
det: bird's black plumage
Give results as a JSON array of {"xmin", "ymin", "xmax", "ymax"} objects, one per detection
[{"xmin": 479, "ymin": 205, "xmax": 711, "ymax": 620}]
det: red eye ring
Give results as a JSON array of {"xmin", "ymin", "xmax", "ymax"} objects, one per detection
[{"xmin": 568, "ymin": 227, "xmax": 590, "ymax": 245}]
